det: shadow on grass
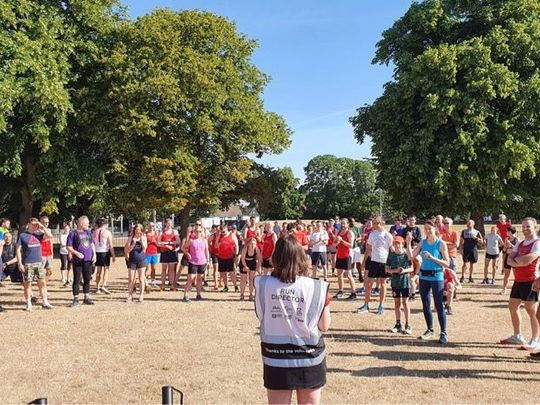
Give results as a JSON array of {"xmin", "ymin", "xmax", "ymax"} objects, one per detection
[{"xmin": 327, "ymin": 365, "xmax": 540, "ymax": 381}]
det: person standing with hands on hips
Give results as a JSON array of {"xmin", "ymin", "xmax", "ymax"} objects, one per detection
[
  {"xmin": 406, "ymin": 220, "xmax": 450, "ymax": 344},
  {"xmin": 254, "ymin": 235, "xmax": 331, "ymax": 405}
]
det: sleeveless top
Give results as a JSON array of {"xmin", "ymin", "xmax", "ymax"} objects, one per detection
[
  {"xmin": 254, "ymin": 275, "xmax": 328, "ymax": 368},
  {"xmin": 146, "ymin": 231, "xmax": 159, "ymax": 254},
  {"xmin": 129, "ymin": 238, "xmax": 146, "ymax": 262},
  {"xmin": 514, "ymin": 239, "xmax": 540, "ymax": 282},
  {"xmin": 94, "ymin": 229, "xmax": 110, "ymax": 253},
  {"xmin": 336, "ymin": 230, "xmax": 351, "ymax": 259},
  {"xmin": 160, "ymin": 230, "xmax": 176, "ymax": 252},
  {"xmin": 262, "ymin": 233, "xmax": 275, "ymax": 259},
  {"xmin": 420, "ymin": 238, "xmax": 443, "ymax": 281},
  {"xmin": 189, "ymin": 238, "xmax": 207, "ymax": 266},
  {"xmin": 218, "ymin": 233, "xmax": 235, "ymax": 259},
  {"xmin": 244, "ymin": 248, "xmax": 257, "ymax": 271}
]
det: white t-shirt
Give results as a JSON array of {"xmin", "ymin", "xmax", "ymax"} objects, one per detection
[
  {"xmin": 310, "ymin": 231, "xmax": 329, "ymax": 253},
  {"xmin": 60, "ymin": 233, "xmax": 69, "ymax": 255},
  {"xmin": 367, "ymin": 230, "xmax": 393, "ymax": 263}
]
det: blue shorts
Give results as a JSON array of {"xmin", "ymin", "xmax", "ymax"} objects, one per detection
[{"xmin": 146, "ymin": 254, "xmax": 159, "ymax": 265}]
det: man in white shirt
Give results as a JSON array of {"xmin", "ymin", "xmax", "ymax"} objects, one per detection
[
  {"xmin": 309, "ymin": 221, "xmax": 329, "ymax": 280},
  {"xmin": 358, "ymin": 216, "xmax": 393, "ymax": 315}
]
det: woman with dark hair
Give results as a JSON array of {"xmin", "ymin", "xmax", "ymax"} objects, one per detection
[
  {"xmin": 124, "ymin": 224, "xmax": 147, "ymax": 302},
  {"xmin": 406, "ymin": 220, "xmax": 450, "ymax": 344},
  {"xmin": 254, "ymin": 235, "xmax": 331, "ymax": 405}
]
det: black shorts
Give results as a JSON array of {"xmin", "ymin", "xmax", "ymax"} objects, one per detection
[
  {"xmin": 218, "ymin": 258, "xmax": 234, "ymax": 273},
  {"xmin": 368, "ymin": 260, "xmax": 388, "ymax": 278},
  {"xmin": 262, "ymin": 258, "xmax": 272, "ymax": 269},
  {"xmin": 188, "ymin": 263, "xmax": 207, "ymax": 275},
  {"xmin": 463, "ymin": 249, "xmax": 478, "ymax": 263},
  {"xmin": 328, "ymin": 247, "xmax": 337, "ymax": 254},
  {"xmin": 95, "ymin": 252, "xmax": 111, "ymax": 267},
  {"xmin": 128, "ymin": 259, "xmax": 146, "ymax": 270},
  {"xmin": 510, "ymin": 281, "xmax": 538, "ymax": 302},
  {"xmin": 181, "ymin": 256, "xmax": 189, "ymax": 267},
  {"xmin": 503, "ymin": 253, "xmax": 512, "ymax": 270},
  {"xmin": 160, "ymin": 251, "xmax": 178, "ymax": 264},
  {"xmin": 485, "ymin": 253, "xmax": 499, "ymax": 260},
  {"xmin": 263, "ymin": 359, "xmax": 326, "ymax": 390},
  {"xmin": 311, "ymin": 252, "xmax": 327, "ymax": 266},
  {"xmin": 392, "ymin": 288, "xmax": 410, "ymax": 298},
  {"xmin": 335, "ymin": 257, "xmax": 351, "ymax": 271},
  {"xmin": 211, "ymin": 254, "xmax": 219, "ymax": 264}
]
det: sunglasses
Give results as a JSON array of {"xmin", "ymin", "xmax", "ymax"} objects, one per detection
[{"xmin": 443, "ymin": 222, "xmax": 449, "ymax": 224}]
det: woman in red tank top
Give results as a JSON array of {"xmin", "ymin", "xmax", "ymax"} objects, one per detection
[
  {"xmin": 261, "ymin": 222, "xmax": 278, "ymax": 275},
  {"xmin": 216, "ymin": 224, "xmax": 238, "ymax": 292},
  {"xmin": 145, "ymin": 222, "xmax": 160, "ymax": 286},
  {"xmin": 158, "ymin": 218, "xmax": 180, "ymax": 291}
]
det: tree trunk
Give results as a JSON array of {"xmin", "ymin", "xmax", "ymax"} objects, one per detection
[
  {"xmin": 470, "ymin": 212, "xmax": 485, "ymax": 236},
  {"xmin": 178, "ymin": 203, "xmax": 191, "ymax": 238},
  {"xmin": 18, "ymin": 153, "xmax": 37, "ymax": 227}
]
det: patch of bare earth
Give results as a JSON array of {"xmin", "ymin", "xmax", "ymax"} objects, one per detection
[{"xmin": 1, "ymin": 255, "xmax": 539, "ymax": 404}]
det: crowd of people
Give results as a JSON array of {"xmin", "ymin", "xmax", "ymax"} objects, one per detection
[{"xmin": 0, "ymin": 213, "xmax": 539, "ymax": 354}]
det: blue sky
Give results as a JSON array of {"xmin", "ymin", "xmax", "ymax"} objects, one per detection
[{"xmin": 122, "ymin": 0, "xmax": 413, "ymax": 181}]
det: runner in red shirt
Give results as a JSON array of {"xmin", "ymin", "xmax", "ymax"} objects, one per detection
[
  {"xmin": 261, "ymin": 222, "xmax": 277, "ymax": 275},
  {"xmin": 500, "ymin": 217, "xmax": 540, "ymax": 353},
  {"xmin": 333, "ymin": 218, "xmax": 356, "ymax": 300},
  {"xmin": 292, "ymin": 223, "xmax": 309, "ymax": 253},
  {"xmin": 40, "ymin": 216, "xmax": 54, "ymax": 283},
  {"xmin": 497, "ymin": 214, "xmax": 513, "ymax": 274},
  {"xmin": 216, "ymin": 224, "xmax": 239, "ymax": 293}
]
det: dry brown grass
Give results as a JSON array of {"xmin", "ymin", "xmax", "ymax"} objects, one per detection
[{"xmin": 1, "ymin": 254, "xmax": 540, "ymax": 404}]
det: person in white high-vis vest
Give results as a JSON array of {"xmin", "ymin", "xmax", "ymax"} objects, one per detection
[{"xmin": 254, "ymin": 235, "xmax": 331, "ymax": 405}]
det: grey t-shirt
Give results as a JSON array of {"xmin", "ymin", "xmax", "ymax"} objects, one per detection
[{"xmin": 486, "ymin": 233, "xmax": 502, "ymax": 255}]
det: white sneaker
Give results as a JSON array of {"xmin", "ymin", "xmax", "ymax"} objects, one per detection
[
  {"xmin": 25, "ymin": 304, "xmax": 32, "ymax": 312},
  {"xmin": 42, "ymin": 302, "xmax": 53, "ymax": 309},
  {"xmin": 101, "ymin": 286, "xmax": 111, "ymax": 295},
  {"xmin": 522, "ymin": 339, "xmax": 539, "ymax": 351},
  {"xmin": 96, "ymin": 287, "xmax": 102, "ymax": 294}
]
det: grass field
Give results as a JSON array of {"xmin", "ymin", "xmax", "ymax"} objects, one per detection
[{"xmin": 1, "ymin": 252, "xmax": 540, "ymax": 404}]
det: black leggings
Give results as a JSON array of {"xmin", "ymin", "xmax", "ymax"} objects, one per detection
[
  {"xmin": 72, "ymin": 261, "xmax": 93, "ymax": 296},
  {"xmin": 60, "ymin": 254, "xmax": 71, "ymax": 271}
]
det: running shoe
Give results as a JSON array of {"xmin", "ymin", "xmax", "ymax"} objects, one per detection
[
  {"xmin": 126, "ymin": 296, "xmax": 132, "ymax": 303},
  {"xmin": 459, "ymin": 276, "xmax": 464, "ymax": 283},
  {"xmin": 222, "ymin": 286, "xmax": 229, "ymax": 293},
  {"xmin": 31, "ymin": 296, "xmax": 38, "ymax": 305},
  {"xmin": 500, "ymin": 288, "xmax": 507, "ymax": 295},
  {"xmin": 138, "ymin": 296, "xmax": 144, "ymax": 303},
  {"xmin": 42, "ymin": 302, "xmax": 53, "ymax": 310},
  {"xmin": 345, "ymin": 293, "xmax": 357, "ymax": 301},
  {"xmin": 409, "ymin": 294, "xmax": 416, "ymax": 302},
  {"xmin": 203, "ymin": 281, "xmax": 209, "ymax": 287},
  {"xmin": 500, "ymin": 335, "xmax": 527, "ymax": 345},
  {"xmin": 83, "ymin": 297, "xmax": 95, "ymax": 305},
  {"xmin": 377, "ymin": 305, "xmax": 384, "ymax": 315},
  {"xmin": 372, "ymin": 288, "xmax": 380, "ymax": 296},
  {"xmin": 438, "ymin": 332, "xmax": 448, "ymax": 344},
  {"xmin": 63, "ymin": 280, "xmax": 70, "ymax": 287},
  {"xmin": 333, "ymin": 291, "xmax": 344, "ymax": 299},
  {"xmin": 196, "ymin": 294, "xmax": 203, "ymax": 301},
  {"xmin": 25, "ymin": 304, "xmax": 32, "ymax": 312},
  {"xmin": 490, "ymin": 278, "xmax": 496, "ymax": 285},
  {"xmin": 356, "ymin": 287, "xmax": 365, "ymax": 295},
  {"xmin": 446, "ymin": 306, "xmax": 454, "ymax": 315},
  {"xmin": 521, "ymin": 339, "xmax": 539, "ymax": 351},
  {"xmin": 69, "ymin": 298, "xmax": 80, "ymax": 308},
  {"xmin": 101, "ymin": 286, "xmax": 111, "ymax": 295},
  {"xmin": 403, "ymin": 325, "xmax": 412, "ymax": 335},
  {"xmin": 357, "ymin": 304, "xmax": 370, "ymax": 314},
  {"xmin": 419, "ymin": 329, "xmax": 435, "ymax": 340},
  {"xmin": 481, "ymin": 278, "xmax": 488, "ymax": 285},
  {"xmin": 235, "ymin": 286, "xmax": 239, "ymax": 292},
  {"xmin": 468, "ymin": 276, "xmax": 474, "ymax": 283},
  {"xmin": 182, "ymin": 296, "xmax": 190, "ymax": 303},
  {"xmin": 530, "ymin": 351, "xmax": 540, "ymax": 360},
  {"xmin": 96, "ymin": 287, "xmax": 102, "ymax": 294},
  {"xmin": 391, "ymin": 323, "xmax": 402, "ymax": 333}
]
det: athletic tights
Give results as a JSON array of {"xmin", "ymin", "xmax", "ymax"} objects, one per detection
[
  {"xmin": 419, "ymin": 279, "xmax": 447, "ymax": 333},
  {"xmin": 72, "ymin": 261, "xmax": 93, "ymax": 295}
]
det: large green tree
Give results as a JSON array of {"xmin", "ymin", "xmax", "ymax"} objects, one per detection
[
  {"xmin": 300, "ymin": 155, "xmax": 385, "ymax": 220},
  {"xmin": 94, "ymin": 9, "xmax": 291, "ymax": 226},
  {"xmin": 351, "ymin": 0, "xmax": 540, "ymax": 230},
  {"xmin": 236, "ymin": 165, "xmax": 305, "ymax": 220},
  {"xmin": 0, "ymin": 0, "xmax": 121, "ymax": 226}
]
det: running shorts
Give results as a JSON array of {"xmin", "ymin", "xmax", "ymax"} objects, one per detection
[
  {"xmin": 262, "ymin": 258, "xmax": 272, "ymax": 269},
  {"xmin": 510, "ymin": 281, "xmax": 538, "ymax": 302},
  {"xmin": 218, "ymin": 258, "xmax": 234, "ymax": 273},
  {"xmin": 146, "ymin": 254, "xmax": 159, "ymax": 266},
  {"xmin": 263, "ymin": 359, "xmax": 326, "ymax": 390},
  {"xmin": 485, "ymin": 253, "xmax": 499, "ymax": 260},
  {"xmin": 462, "ymin": 249, "xmax": 478, "ymax": 263},
  {"xmin": 160, "ymin": 251, "xmax": 178, "ymax": 264},
  {"xmin": 311, "ymin": 252, "xmax": 327, "ymax": 267},
  {"xmin": 335, "ymin": 257, "xmax": 352, "ymax": 271},
  {"xmin": 188, "ymin": 263, "xmax": 207, "ymax": 275},
  {"xmin": 128, "ymin": 259, "xmax": 146, "ymax": 270},
  {"xmin": 96, "ymin": 252, "xmax": 111, "ymax": 267},
  {"xmin": 392, "ymin": 288, "xmax": 410, "ymax": 298},
  {"xmin": 368, "ymin": 260, "xmax": 388, "ymax": 278},
  {"xmin": 23, "ymin": 262, "xmax": 45, "ymax": 282}
]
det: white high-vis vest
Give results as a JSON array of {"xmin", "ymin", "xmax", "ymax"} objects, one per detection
[{"xmin": 254, "ymin": 275, "xmax": 329, "ymax": 368}]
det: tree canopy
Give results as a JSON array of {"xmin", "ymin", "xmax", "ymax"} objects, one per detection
[
  {"xmin": 351, "ymin": 0, "xmax": 540, "ymax": 227},
  {"xmin": 300, "ymin": 155, "xmax": 384, "ymax": 220}
]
